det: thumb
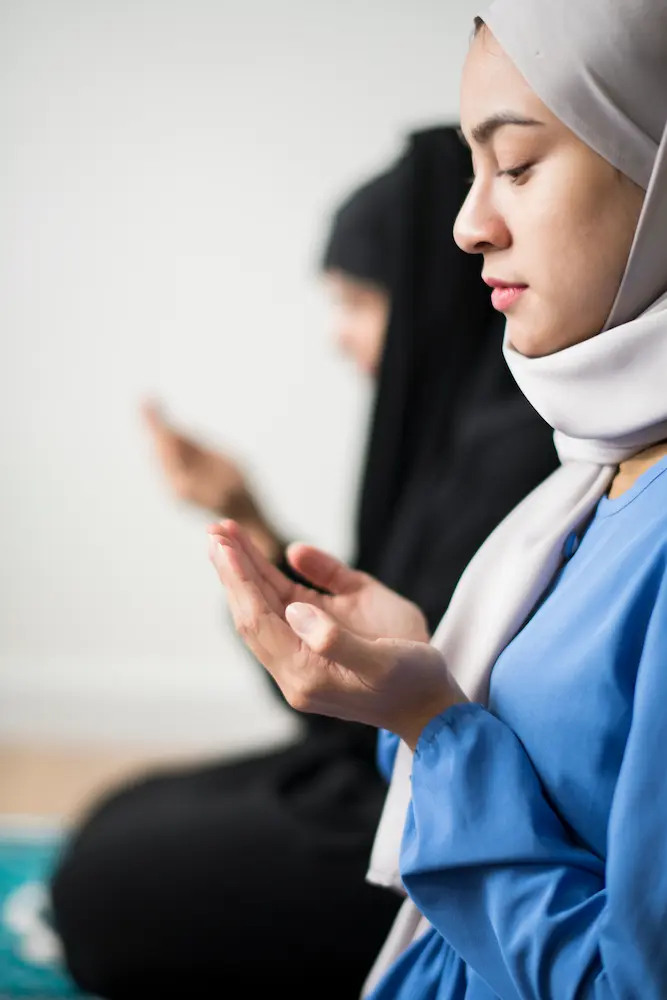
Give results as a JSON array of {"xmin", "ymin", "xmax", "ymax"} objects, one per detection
[
  {"xmin": 286, "ymin": 544, "xmax": 363, "ymax": 595},
  {"xmin": 285, "ymin": 603, "xmax": 385, "ymax": 675}
]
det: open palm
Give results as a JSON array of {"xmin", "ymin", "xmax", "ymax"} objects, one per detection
[
  {"xmin": 209, "ymin": 520, "xmax": 459, "ymax": 744},
  {"xmin": 209, "ymin": 521, "xmax": 429, "ymax": 645}
]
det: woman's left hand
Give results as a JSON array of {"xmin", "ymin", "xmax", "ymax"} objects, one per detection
[{"xmin": 209, "ymin": 521, "xmax": 467, "ymax": 749}]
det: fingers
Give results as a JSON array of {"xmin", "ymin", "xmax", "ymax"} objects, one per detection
[
  {"xmin": 211, "ymin": 520, "xmax": 296, "ymax": 605},
  {"xmin": 216, "ymin": 522, "xmax": 292, "ymax": 612},
  {"xmin": 141, "ymin": 401, "xmax": 175, "ymax": 449},
  {"xmin": 141, "ymin": 399, "xmax": 189, "ymax": 482},
  {"xmin": 211, "ymin": 536, "xmax": 344, "ymax": 715},
  {"xmin": 209, "ymin": 528, "xmax": 285, "ymax": 618},
  {"xmin": 285, "ymin": 602, "xmax": 385, "ymax": 681},
  {"xmin": 141, "ymin": 399, "xmax": 163, "ymax": 428},
  {"xmin": 210, "ymin": 535, "xmax": 297, "ymax": 663},
  {"xmin": 210, "ymin": 535, "xmax": 255, "ymax": 618},
  {"xmin": 285, "ymin": 544, "xmax": 363, "ymax": 596}
]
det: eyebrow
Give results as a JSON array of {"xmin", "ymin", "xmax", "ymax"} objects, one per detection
[{"xmin": 459, "ymin": 113, "xmax": 545, "ymax": 147}]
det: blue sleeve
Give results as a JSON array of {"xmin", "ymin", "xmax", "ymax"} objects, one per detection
[
  {"xmin": 377, "ymin": 729, "xmax": 400, "ymax": 784},
  {"xmin": 401, "ymin": 586, "xmax": 667, "ymax": 1000}
]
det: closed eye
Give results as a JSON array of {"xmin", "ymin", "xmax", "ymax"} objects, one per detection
[{"xmin": 498, "ymin": 162, "xmax": 533, "ymax": 183}]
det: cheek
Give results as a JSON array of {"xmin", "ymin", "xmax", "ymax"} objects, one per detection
[
  {"xmin": 335, "ymin": 314, "xmax": 372, "ymax": 365},
  {"xmin": 554, "ymin": 189, "xmax": 635, "ymax": 322},
  {"xmin": 513, "ymin": 172, "xmax": 632, "ymax": 323},
  {"xmin": 502, "ymin": 182, "xmax": 626, "ymax": 355}
]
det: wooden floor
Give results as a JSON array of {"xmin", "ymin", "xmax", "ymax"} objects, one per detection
[{"xmin": 0, "ymin": 744, "xmax": 208, "ymax": 824}]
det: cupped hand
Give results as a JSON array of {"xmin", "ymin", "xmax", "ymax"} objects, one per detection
[{"xmin": 208, "ymin": 521, "xmax": 465, "ymax": 748}]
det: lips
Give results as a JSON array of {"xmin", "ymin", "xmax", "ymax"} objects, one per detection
[
  {"xmin": 490, "ymin": 286, "xmax": 526, "ymax": 311},
  {"xmin": 483, "ymin": 278, "xmax": 528, "ymax": 313}
]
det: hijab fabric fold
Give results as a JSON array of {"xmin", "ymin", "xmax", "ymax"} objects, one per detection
[{"xmin": 363, "ymin": 2, "xmax": 667, "ymax": 993}]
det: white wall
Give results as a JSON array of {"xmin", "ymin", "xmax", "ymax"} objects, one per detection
[{"xmin": 0, "ymin": 0, "xmax": 478, "ymax": 749}]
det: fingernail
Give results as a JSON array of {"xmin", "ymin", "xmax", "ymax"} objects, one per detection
[{"xmin": 286, "ymin": 603, "xmax": 318, "ymax": 636}]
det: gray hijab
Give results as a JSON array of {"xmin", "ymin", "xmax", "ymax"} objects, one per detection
[{"xmin": 486, "ymin": 0, "xmax": 667, "ymax": 327}]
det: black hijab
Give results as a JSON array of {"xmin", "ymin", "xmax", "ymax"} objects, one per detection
[
  {"xmin": 321, "ymin": 167, "xmax": 399, "ymax": 291},
  {"xmin": 322, "ymin": 126, "xmax": 559, "ymax": 632}
]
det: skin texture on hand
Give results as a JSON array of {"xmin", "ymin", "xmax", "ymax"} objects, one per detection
[{"xmin": 208, "ymin": 520, "xmax": 466, "ymax": 748}]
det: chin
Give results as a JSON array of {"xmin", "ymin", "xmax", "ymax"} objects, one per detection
[
  {"xmin": 506, "ymin": 324, "xmax": 547, "ymax": 359},
  {"xmin": 506, "ymin": 315, "xmax": 565, "ymax": 359}
]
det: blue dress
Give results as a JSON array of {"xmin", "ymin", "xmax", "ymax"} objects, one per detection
[{"xmin": 372, "ymin": 455, "xmax": 667, "ymax": 999}]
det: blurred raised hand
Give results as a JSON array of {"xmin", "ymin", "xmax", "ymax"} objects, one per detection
[{"xmin": 143, "ymin": 401, "xmax": 282, "ymax": 560}]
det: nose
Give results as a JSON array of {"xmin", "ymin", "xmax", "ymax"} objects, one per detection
[{"xmin": 454, "ymin": 183, "xmax": 511, "ymax": 256}]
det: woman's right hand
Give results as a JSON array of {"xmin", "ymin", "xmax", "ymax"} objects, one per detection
[
  {"xmin": 208, "ymin": 521, "xmax": 447, "ymax": 742},
  {"xmin": 142, "ymin": 401, "xmax": 249, "ymax": 515},
  {"xmin": 209, "ymin": 520, "xmax": 431, "ymax": 646}
]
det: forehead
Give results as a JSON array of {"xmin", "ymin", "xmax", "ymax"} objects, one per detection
[{"xmin": 460, "ymin": 30, "xmax": 547, "ymax": 137}]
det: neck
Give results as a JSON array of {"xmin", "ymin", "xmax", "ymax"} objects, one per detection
[{"xmin": 608, "ymin": 440, "xmax": 667, "ymax": 499}]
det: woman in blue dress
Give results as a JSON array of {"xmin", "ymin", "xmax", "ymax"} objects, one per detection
[{"xmin": 209, "ymin": 0, "xmax": 667, "ymax": 996}]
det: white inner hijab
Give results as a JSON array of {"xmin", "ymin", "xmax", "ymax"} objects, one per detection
[{"xmin": 362, "ymin": 0, "xmax": 667, "ymax": 994}]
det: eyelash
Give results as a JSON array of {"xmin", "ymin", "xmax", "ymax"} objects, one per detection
[
  {"xmin": 499, "ymin": 162, "xmax": 533, "ymax": 183},
  {"xmin": 466, "ymin": 162, "xmax": 534, "ymax": 187}
]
